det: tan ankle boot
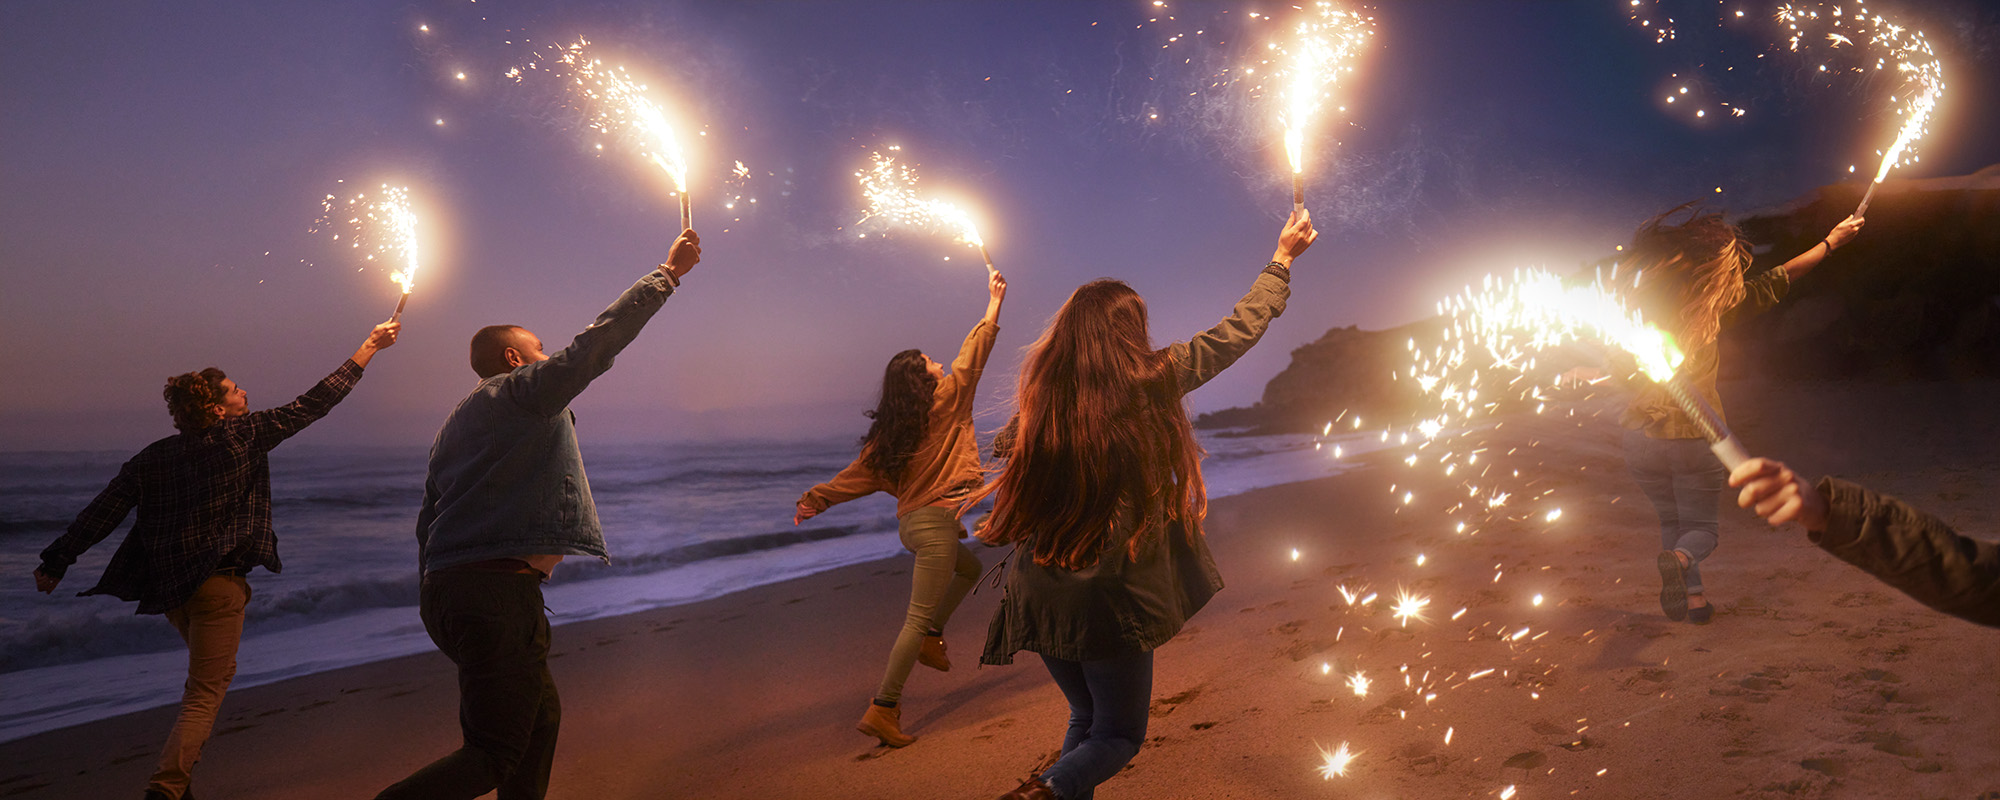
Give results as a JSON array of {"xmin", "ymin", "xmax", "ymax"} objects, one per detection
[
  {"xmin": 857, "ymin": 703, "xmax": 916, "ymax": 747},
  {"xmin": 918, "ymin": 635, "xmax": 951, "ymax": 672}
]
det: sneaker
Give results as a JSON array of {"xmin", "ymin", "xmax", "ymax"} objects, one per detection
[
  {"xmin": 1655, "ymin": 551, "xmax": 1689, "ymax": 621},
  {"xmin": 1688, "ymin": 602, "xmax": 1714, "ymax": 625}
]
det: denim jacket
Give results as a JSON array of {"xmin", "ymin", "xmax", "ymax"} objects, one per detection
[{"xmin": 416, "ymin": 271, "xmax": 676, "ymax": 574}]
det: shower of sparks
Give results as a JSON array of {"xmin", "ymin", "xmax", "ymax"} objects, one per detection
[
  {"xmin": 1776, "ymin": 2, "xmax": 1945, "ymax": 210},
  {"xmin": 1316, "ymin": 741, "xmax": 1358, "ymax": 779},
  {"xmin": 314, "ymin": 183, "xmax": 421, "ymax": 296},
  {"xmin": 513, "ymin": 37, "xmax": 692, "ymax": 205},
  {"xmin": 856, "ymin": 148, "xmax": 988, "ymax": 261},
  {"xmin": 1274, "ymin": 3, "xmax": 1374, "ymax": 195},
  {"xmin": 1347, "ymin": 671, "xmax": 1371, "ymax": 697}
]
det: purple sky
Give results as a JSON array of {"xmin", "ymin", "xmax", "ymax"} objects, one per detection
[{"xmin": 4, "ymin": 0, "xmax": 1997, "ymax": 451}]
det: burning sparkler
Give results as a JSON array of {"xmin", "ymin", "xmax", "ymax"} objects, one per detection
[
  {"xmin": 317, "ymin": 184, "xmax": 422, "ymax": 321},
  {"xmin": 1775, "ymin": 3, "xmax": 1946, "ymax": 215},
  {"xmin": 1273, "ymin": 2, "xmax": 1373, "ymax": 215},
  {"xmin": 521, "ymin": 37, "xmax": 695, "ymax": 230},
  {"xmin": 856, "ymin": 149, "xmax": 995, "ymax": 274}
]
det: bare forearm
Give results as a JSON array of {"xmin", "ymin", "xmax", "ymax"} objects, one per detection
[{"xmin": 1778, "ymin": 240, "xmax": 1831, "ymax": 281}]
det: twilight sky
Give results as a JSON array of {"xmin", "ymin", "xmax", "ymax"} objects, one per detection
[{"xmin": 3, "ymin": 0, "xmax": 1998, "ymax": 451}]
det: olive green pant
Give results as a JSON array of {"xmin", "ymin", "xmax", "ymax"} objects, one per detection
[
  {"xmin": 876, "ymin": 506, "xmax": 981, "ymax": 706},
  {"xmin": 148, "ymin": 573, "xmax": 251, "ymax": 800}
]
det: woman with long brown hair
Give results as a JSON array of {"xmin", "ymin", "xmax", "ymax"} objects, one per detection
[
  {"xmin": 978, "ymin": 211, "xmax": 1316, "ymax": 800},
  {"xmin": 1616, "ymin": 204, "xmax": 1862, "ymax": 624},
  {"xmin": 794, "ymin": 267, "xmax": 1007, "ymax": 747}
]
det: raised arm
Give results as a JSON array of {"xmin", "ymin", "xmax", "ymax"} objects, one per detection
[
  {"xmin": 243, "ymin": 321, "xmax": 396, "ymax": 452},
  {"xmin": 505, "ymin": 230, "xmax": 701, "ymax": 418},
  {"xmin": 1776, "ymin": 214, "xmax": 1865, "ymax": 282},
  {"xmin": 794, "ymin": 455, "xmax": 889, "ymax": 525},
  {"xmin": 36, "ymin": 461, "xmax": 140, "ymax": 592},
  {"xmin": 1171, "ymin": 209, "xmax": 1316, "ymax": 394},
  {"xmin": 938, "ymin": 269, "xmax": 1007, "ymax": 407}
]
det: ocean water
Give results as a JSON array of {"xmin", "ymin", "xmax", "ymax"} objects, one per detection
[{"xmin": 0, "ymin": 430, "xmax": 1372, "ymax": 743}]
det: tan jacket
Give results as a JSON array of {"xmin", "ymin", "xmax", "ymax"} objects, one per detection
[{"xmin": 799, "ymin": 319, "xmax": 999, "ymax": 519}]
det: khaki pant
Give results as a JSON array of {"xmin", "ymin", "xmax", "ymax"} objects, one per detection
[
  {"xmin": 876, "ymin": 506, "xmax": 981, "ymax": 705},
  {"xmin": 147, "ymin": 574, "xmax": 250, "ymax": 799}
]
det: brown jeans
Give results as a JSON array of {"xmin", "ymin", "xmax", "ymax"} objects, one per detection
[{"xmin": 148, "ymin": 573, "xmax": 250, "ymax": 799}]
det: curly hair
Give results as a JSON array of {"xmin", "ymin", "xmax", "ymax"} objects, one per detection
[
  {"xmin": 164, "ymin": 368, "xmax": 229, "ymax": 432},
  {"xmin": 1628, "ymin": 203, "xmax": 1751, "ymax": 348},
  {"xmin": 969, "ymin": 280, "xmax": 1206, "ymax": 570},
  {"xmin": 858, "ymin": 349, "xmax": 938, "ymax": 480}
]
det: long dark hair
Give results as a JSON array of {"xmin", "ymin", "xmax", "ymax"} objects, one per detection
[
  {"xmin": 859, "ymin": 349, "xmax": 938, "ymax": 479},
  {"xmin": 971, "ymin": 280, "xmax": 1206, "ymax": 570},
  {"xmin": 1629, "ymin": 203, "xmax": 1750, "ymax": 348}
]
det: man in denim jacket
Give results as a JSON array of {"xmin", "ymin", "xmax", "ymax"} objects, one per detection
[{"xmin": 376, "ymin": 230, "xmax": 700, "ymax": 800}]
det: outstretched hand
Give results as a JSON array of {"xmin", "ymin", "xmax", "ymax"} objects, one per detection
[
  {"xmin": 1273, "ymin": 208, "xmax": 1317, "ymax": 268},
  {"xmin": 1825, "ymin": 214, "xmax": 1865, "ymax": 250},
  {"xmin": 365, "ymin": 320, "xmax": 401, "ymax": 351},
  {"xmin": 662, "ymin": 229, "xmax": 703, "ymax": 279},
  {"xmin": 1728, "ymin": 457, "xmax": 1828, "ymax": 532},
  {"xmin": 794, "ymin": 502, "xmax": 819, "ymax": 526},
  {"xmin": 33, "ymin": 567, "xmax": 58, "ymax": 594}
]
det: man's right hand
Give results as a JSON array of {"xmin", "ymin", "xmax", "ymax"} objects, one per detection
[
  {"xmin": 1729, "ymin": 457, "xmax": 1829, "ymax": 532},
  {"xmin": 1272, "ymin": 208, "xmax": 1317, "ymax": 268},
  {"xmin": 33, "ymin": 567, "xmax": 59, "ymax": 594},
  {"xmin": 662, "ymin": 229, "xmax": 702, "ymax": 280}
]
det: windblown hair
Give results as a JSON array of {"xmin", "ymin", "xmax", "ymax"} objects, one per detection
[
  {"xmin": 971, "ymin": 280, "xmax": 1206, "ymax": 570},
  {"xmin": 858, "ymin": 349, "xmax": 938, "ymax": 479},
  {"xmin": 1627, "ymin": 203, "xmax": 1752, "ymax": 348},
  {"xmin": 163, "ymin": 368, "xmax": 229, "ymax": 432},
  {"xmin": 469, "ymin": 325, "xmax": 528, "ymax": 378}
]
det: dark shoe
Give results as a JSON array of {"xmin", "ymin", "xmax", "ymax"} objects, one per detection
[
  {"xmin": 1688, "ymin": 603, "xmax": 1713, "ymax": 625},
  {"xmin": 857, "ymin": 703, "xmax": 916, "ymax": 748},
  {"xmin": 1655, "ymin": 551, "xmax": 1688, "ymax": 621},
  {"xmin": 918, "ymin": 635, "xmax": 951, "ymax": 672},
  {"xmin": 142, "ymin": 790, "xmax": 193, "ymax": 800},
  {"xmin": 997, "ymin": 777, "xmax": 1058, "ymax": 799}
]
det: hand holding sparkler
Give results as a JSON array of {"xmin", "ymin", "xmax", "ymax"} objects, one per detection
[
  {"xmin": 1729, "ymin": 457, "xmax": 1829, "ymax": 531},
  {"xmin": 657, "ymin": 228, "xmax": 702, "ymax": 280},
  {"xmin": 350, "ymin": 320, "xmax": 401, "ymax": 369},
  {"xmin": 1777, "ymin": 214, "xmax": 1865, "ymax": 281},
  {"xmin": 1271, "ymin": 208, "xmax": 1318, "ymax": 268},
  {"xmin": 983, "ymin": 267, "xmax": 1008, "ymax": 326}
]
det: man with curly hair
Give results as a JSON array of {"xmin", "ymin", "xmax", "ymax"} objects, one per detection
[{"xmin": 34, "ymin": 318, "xmax": 400, "ymax": 800}]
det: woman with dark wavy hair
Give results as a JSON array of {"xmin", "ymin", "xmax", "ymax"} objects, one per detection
[
  {"xmin": 1602, "ymin": 204, "xmax": 1862, "ymax": 624},
  {"xmin": 794, "ymin": 266, "xmax": 1008, "ymax": 747},
  {"xmin": 978, "ymin": 211, "xmax": 1315, "ymax": 800}
]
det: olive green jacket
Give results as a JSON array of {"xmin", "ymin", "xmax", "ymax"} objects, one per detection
[
  {"xmin": 1815, "ymin": 477, "xmax": 2000, "ymax": 628},
  {"xmin": 983, "ymin": 265, "xmax": 1290, "ymax": 665}
]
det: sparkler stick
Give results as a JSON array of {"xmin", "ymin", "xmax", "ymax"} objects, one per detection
[
  {"xmin": 1657, "ymin": 375, "xmax": 1750, "ymax": 469},
  {"xmin": 856, "ymin": 149, "xmax": 993, "ymax": 274},
  {"xmin": 1274, "ymin": 3, "xmax": 1372, "ymax": 215}
]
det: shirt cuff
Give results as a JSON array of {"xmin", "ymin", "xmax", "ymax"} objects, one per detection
[{"xmin": 1261, "ymin": 263, "xmax": 1292, "ymax": 283}]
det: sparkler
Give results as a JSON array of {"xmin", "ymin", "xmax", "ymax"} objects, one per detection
[
  {"xmin": 317, "ymin": 184, "xmax": 421, "ymax": 321},
  {"xmin": 856, "ymin": 149, "xmax": 996, "ymax": 274},
  {"xmin": 1273, "ymin": 2, "xmax": 1373, "ymax": 215},
  {"xmin": 1775, "ymin": 3, "xmax": 1946, "ymax": 216},
  {"xmin": 523, "ymin": 37, "xmax": 694, "ymax": 231}
]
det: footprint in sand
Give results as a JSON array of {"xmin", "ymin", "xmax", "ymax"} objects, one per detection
[
  {"xmin": 1832, "ymin": 591, "xmax": 1891, "ymax": 608},
  {"xmin": 1849, "ymin": 730, "xmax": 1922, "ymax": 758},
  {"xmin": 1149, "ymin": 686, "xmax": 1202, "ymax": 717}
]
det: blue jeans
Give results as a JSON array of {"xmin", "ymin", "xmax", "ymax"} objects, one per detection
[
  {"xmin": 1037, "ymin": 651, "xmax": 1153, "ymax": 800},
  {"xmin": 1623, "ymin": 430, "xmax": 1726, "ymax": 594}
]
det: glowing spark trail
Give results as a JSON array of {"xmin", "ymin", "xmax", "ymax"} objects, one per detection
[
  {"xmin": 1775, "ymin": 2, "xmax": 1946, "ymax": 215},
  {"xmin": 524, "ymin": 38, "xmax": 694, "ymax": 230},
  {"xmin": 317, "ymin": 184, "xmax": 421, "ymax": 321},
  {"xmin": 857, "ymin": 149, "xmax": 995, "ymax": 273},
  {"xmin": 1274, "ymin": 2, "xmax": 1373, "ymax": 214}
]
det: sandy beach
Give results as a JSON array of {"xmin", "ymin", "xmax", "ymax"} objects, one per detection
[{"xmin": 4, "ymin": 379, "xmax": 1997, "ymax": 800}]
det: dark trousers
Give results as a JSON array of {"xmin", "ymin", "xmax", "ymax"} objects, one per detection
[
  {"xmin": 1036, "ymin": 650, "xmax": 1154, "ymax": 800},
  {"xmin": 376, "ymin": 570, "xmax": 560, "ymax": 800}
]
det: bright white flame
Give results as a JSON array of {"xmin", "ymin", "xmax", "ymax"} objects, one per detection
[{"xmin": 1316, "ymin": 741, "xmax": 1358, "ymax": 778}]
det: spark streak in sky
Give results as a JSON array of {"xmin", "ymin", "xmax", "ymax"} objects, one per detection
[
  {"xmin": 315, "ymin": 183, "xmax": 421, "ymax": 318},
  {"xmin": 1274, "ymin": 2, "xmax": 1374, "ymax": 213},
  {"xmin": 514, "ymin": 37, "xmax": 694, "ymax": 228},
  {"xmin": 1775, "ymin": 2, "xmax": 1946, "ymax": 214},
  {"xmin": 856, "ymin": 148, "xmax": 994, "ymax": 271}
]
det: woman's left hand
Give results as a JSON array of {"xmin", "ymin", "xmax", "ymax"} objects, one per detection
[{"xmin": 1825, "ymin": 214, "xmax": 1865, "ymax": 250}]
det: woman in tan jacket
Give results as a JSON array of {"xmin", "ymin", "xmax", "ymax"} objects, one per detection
[{"xmin": 795, "ymin": 267, "xmax": 1007, "ymax": 747}]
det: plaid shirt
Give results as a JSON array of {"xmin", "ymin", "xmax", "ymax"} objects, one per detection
[{"xmin": 39, "ymin": 360, "xmax": 364, "ymax": 614}]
